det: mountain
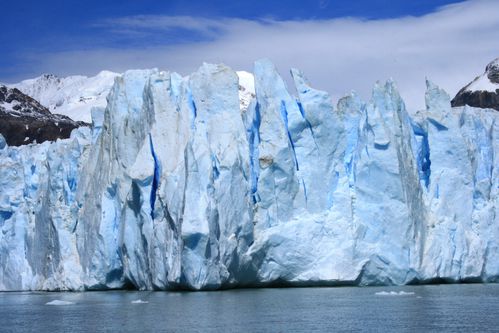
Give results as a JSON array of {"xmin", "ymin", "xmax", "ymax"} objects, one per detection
[
  {"xmin": 0, "ymin": 85, "xmax": 87, "ymax": 146},
  {"xmin": 0, "ymin": 69, "xmax": 255, "ymax": 148},
  {"xmin": 12, "ymin": 71, "xmax": 119, "ymax": 123},
  {"xmin": 10, "ymin": 70, "xmax": 256, "ymax": 123},
  {"xmin": 0, "ymin": 61, "xmax": 498, "ymax": 291},
  {"xmin": 451, "ymin": 58, "xmax": 499, "ymax": 111}
]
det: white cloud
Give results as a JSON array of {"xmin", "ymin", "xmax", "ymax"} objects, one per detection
[
  {"xmin": 17, "ymin": 0, "xmax": 499, "ymax": 111},
  {"xmin": 93, "ymin": 15, "xmax": 236, "ymax": 37}
]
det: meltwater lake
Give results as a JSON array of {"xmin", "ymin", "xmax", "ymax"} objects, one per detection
[{"xmin": 1, "ymin": 284, "xmax": 499, "ymax": 332}]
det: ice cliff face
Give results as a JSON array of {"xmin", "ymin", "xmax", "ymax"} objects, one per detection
[{"xmin": 0, "ymin": 60, "xmax": 498, "ymax": 291}]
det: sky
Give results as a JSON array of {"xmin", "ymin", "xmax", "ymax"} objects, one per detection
[{"xmin": 1, "ymin": 0, "xmax": 499, "ymax": 111}]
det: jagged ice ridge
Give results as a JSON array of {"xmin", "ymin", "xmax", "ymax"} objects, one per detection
[{"xmin": 0, "ymin": 60, "xmax": 498, "ymax": 291}]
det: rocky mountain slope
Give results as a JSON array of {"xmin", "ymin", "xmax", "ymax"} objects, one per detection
[
  {"xmin": 0, "ymin": 85, "xmax": 87, "ymax": 146},
  {"xmin": 451, "ymin": 58, "xmax": 499, "ymax": 111}
]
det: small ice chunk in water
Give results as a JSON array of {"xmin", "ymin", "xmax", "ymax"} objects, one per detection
[
  {"xmin": 375, "ymin": 291, "xmax": 415, "ymax": 296},
  {"xmin": 131, "ymin": 299, "xmax": 148, "ymax": 304},
  {"xmin": 46, "ymin": 300, "xmax": 74, "ymax": 305}
]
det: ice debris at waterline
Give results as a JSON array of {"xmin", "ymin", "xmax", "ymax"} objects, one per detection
[
  {"xmin": 0, "ymin": 59, "xmax": 498, "ymax": 291},
  {"xmin": 131, "ymin": 299, "xmax": 149, "ymax": 304},
  {"xmin": 46, "ymin": 300, "xmax": 75, "ymax": 306},
  {"xmin": 375, "ymin": 291, "xmax": 415, "ymax": 296}
]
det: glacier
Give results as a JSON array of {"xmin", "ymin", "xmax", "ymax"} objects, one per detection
[{"xmin": 0, "ymin": 60, "xmax": 498, "ymax": 291}]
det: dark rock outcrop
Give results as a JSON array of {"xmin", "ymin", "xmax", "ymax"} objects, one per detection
[
  {"xmin": 0, "ymin": 85, "xmax": 88, "ymax": 146},
  {"xmin": 451, "ymin": 90, "xmax": 499, "ymax": 111},
  {"xmin": 451, "ymin": 58, "xmax": 499, "ymax": 111},
  {"xmin": 486, "ymin": 59, "xmax": 499, "ymax": 84}
]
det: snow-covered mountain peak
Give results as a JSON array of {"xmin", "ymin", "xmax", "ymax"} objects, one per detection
[
  {"xmin": 0, "ymin": 85, "xmax": 51, "ymax": 116},
  {"xmin": 236, "ymin": 71, "xmax": 255, "ymax": 112},
  {"xmin": 12, "ymin": 70, "xmax": 119, "ymax": 123},
  {"xmin": 236, "ymin": 71, "xmax": 255, "ymax": 93},
  {"xmin": 462, "ymin": 58, "xmax": 499, "ymax": 93},
  {"xmin": 451, "ymin": 57, "xmax": 499, "ymax": 111}
]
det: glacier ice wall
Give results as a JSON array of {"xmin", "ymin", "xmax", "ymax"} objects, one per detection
[{"xmin": 0, "ymin": 60, "xmax": 498, "ymax": 291}]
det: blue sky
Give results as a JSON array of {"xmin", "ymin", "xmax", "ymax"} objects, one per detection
[
  {"xmin": 1, "ymin": 0, "xmax": 499, "ymax": 111},
  {"xmin": 0, "ymin": 0, "xmax": 464, "ymax": 80}
]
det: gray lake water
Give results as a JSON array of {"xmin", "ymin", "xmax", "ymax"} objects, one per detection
[{"xmin": 1, "ymin": 284, "xmax": 499, "ymax": 332}]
